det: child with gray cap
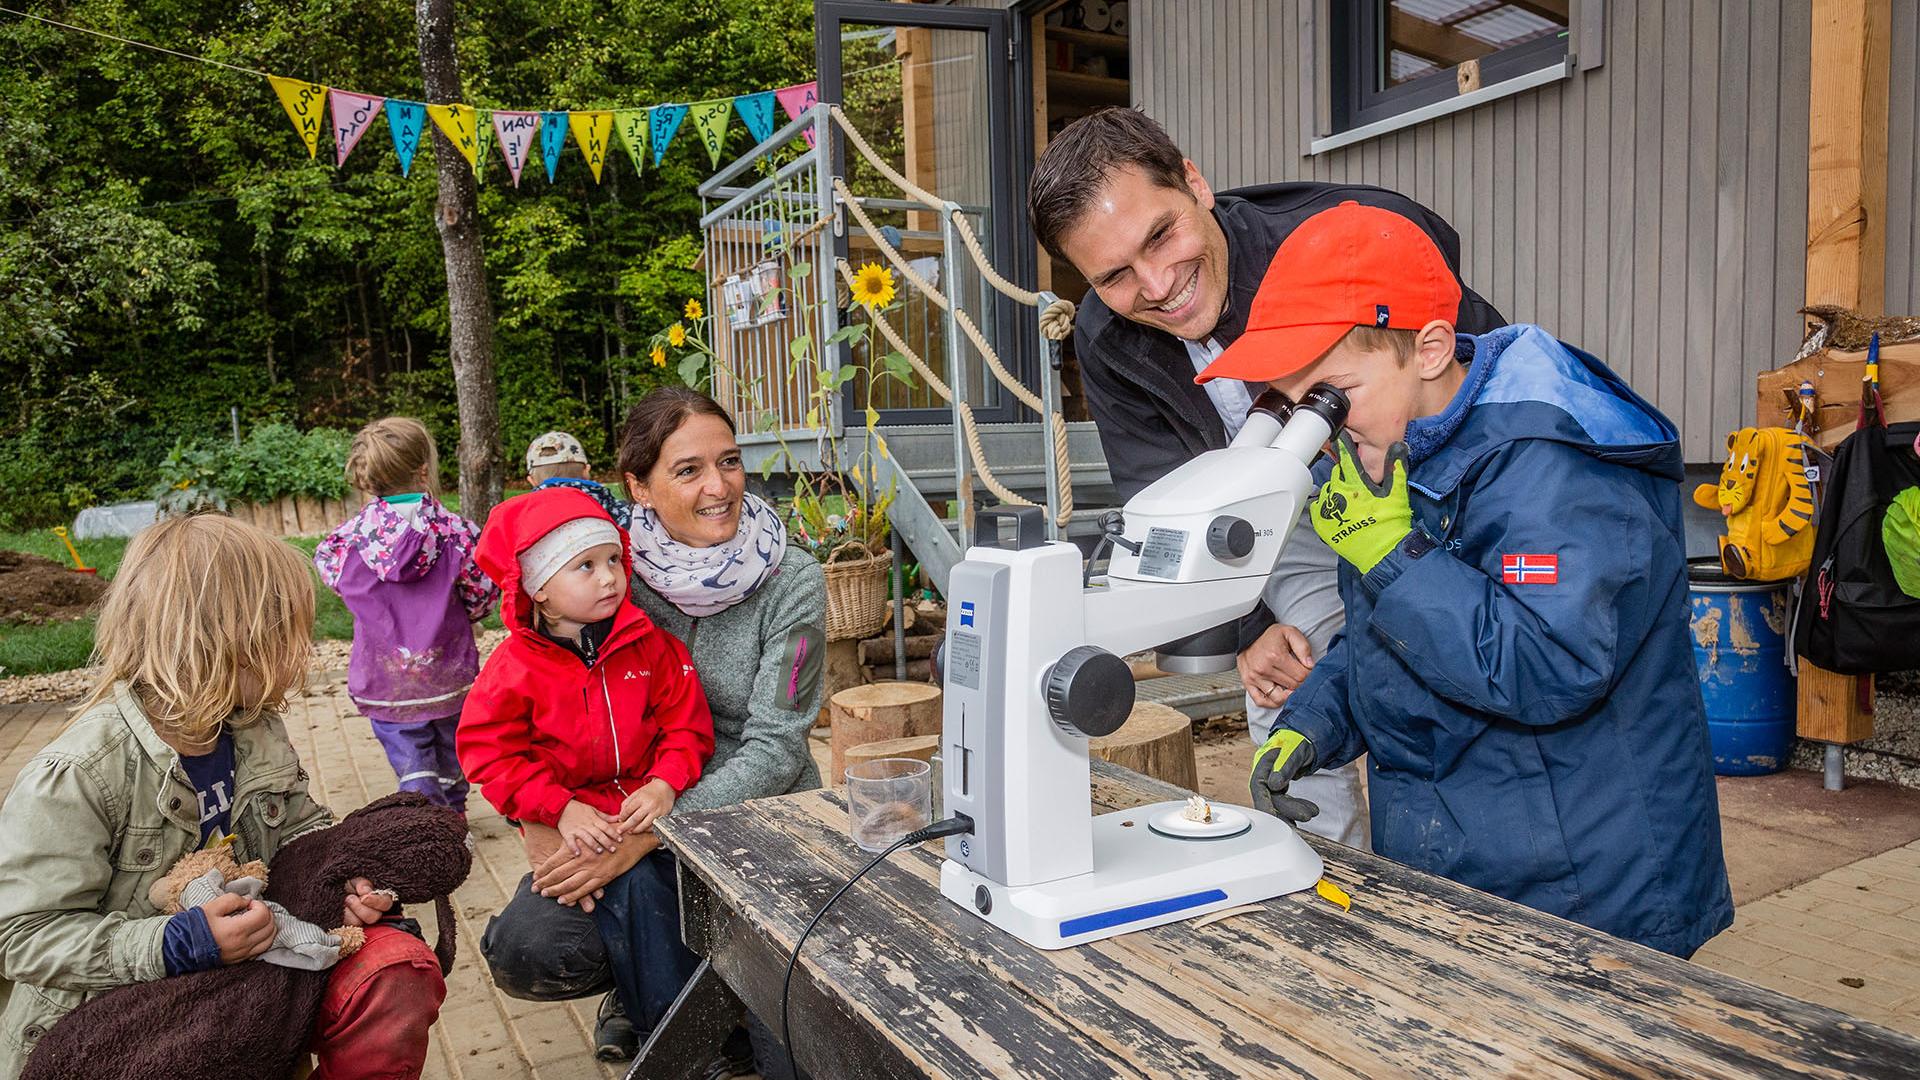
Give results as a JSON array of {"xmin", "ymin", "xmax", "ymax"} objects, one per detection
[{"xmin": 526, "ymin": 430, "xmax": 631, "ymax": 529}]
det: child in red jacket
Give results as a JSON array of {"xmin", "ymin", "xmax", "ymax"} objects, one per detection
[{"xmin": 459, "ymin": 486, "xmax": 713, "ymax": 1050}]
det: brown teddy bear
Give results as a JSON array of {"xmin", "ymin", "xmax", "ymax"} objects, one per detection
[{"xmin": 146, "ymin": 844, "xmax": 367, "ymax": 968}]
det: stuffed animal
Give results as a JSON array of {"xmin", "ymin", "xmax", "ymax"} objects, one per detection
[
  {"xmin": 145, "ymin": 845, "xmax": 366, "ymax": 971},
  {"xmin": 21, "ymin": 792, "xmax": 472, "ymax": 1080},
  {"xmin": 1693, "ymin": 426, "xmax": 1817, "ymax": 581}
]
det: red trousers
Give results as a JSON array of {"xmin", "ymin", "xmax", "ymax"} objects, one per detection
[{"xmin": 310, "ymin": 925, "xmax": 447, "ymax": 1080}]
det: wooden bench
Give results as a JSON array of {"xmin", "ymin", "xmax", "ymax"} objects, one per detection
[{"xmin": 637, "ymin": 762, "xmax": 1920, "ymax": 1078}]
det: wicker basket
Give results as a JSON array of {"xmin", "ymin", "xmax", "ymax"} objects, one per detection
[{"xmin": 823, "ymin": 542, "xmax": 894, "ymax": 642}]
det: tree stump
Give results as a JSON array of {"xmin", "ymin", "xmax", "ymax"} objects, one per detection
[
  {"xmin": 829, "ymin": 681, "xmax": 942, "ymax": 782},
  {"xmin": 845, "ymin": 734, "xmax": 939, "ymax": 771},
  {"xmin": 818, "ymin": 638, "xmax": 865, "ymax": 730},
  {"xmin": 1088, "ymin": 702, "xmax": 1198, "ymax": 791}
]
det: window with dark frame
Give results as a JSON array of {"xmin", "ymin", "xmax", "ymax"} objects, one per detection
[{"xmin": 1330, "ymin": 1, "xmax": 1570, "ymax": 134}]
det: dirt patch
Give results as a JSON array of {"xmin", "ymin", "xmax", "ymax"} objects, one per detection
[{"xmin": 0, "ymin": 550, "xmax": 106, "ymax": 624}]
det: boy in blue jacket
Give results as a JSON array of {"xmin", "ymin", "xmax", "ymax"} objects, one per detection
[{"xmin": 1201, "ymin": 202, "xmax": 1732, "ymax": 957}]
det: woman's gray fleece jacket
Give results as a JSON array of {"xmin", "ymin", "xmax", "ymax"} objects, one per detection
[{"xmin": 630, "ymin": 544, "xmax": 827, "ymax": 812}]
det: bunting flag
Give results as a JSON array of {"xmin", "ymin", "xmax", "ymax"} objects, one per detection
[
  {"xmin": 734, "ymin": 90, "xmax": 777, "ymax": 145},
  {"xmin": 492, "ymin": 110, "xmax": 540, "ymax": 187},
  {"xmin": 538, "ymin": 110, "xmax": 570, "ymax": 183},
  {"xmin": 648, "ymin": 103, "xmax": 687, "ymax": 166},
  {"xmin": 474, "ymin": 110, "xmax": 494, "ymax": 182},
  {"xmin": 689, "ymin": 99, "xmax": 734, "ymax": 167},
  {"xmin": 268, "ymin": 76, "xmax": 329, "ymax": 159},
  {"xmin": 612, "ymin": 109, "xmax": 648, "ymax": 177},
  {"xmin": 774, "ymin": 81, "xmax": 818, "ymax": 147},
  {"xmin": 385, "ymin": 99, "xmax": 426, "ymax": 176},
  {"xmin": 328, "ymin": 89, "xmax": 385, "ymax": 167},
  {"xmin": 569, "ymin": 110, "xmax": 614, "ymax": 184},
  {"xmin": 426, "ymin": 102, "xmax": 480, "ymax": 169}
]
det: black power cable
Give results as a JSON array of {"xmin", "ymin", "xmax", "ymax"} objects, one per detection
[{"xmin": 779, "ymin": 813, "xmax": 974, "ymax": 1079}]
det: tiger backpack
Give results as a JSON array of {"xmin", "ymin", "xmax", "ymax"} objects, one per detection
[{"xmin": 1692, "ymin": 426, "xmax": 1817, "ymax": 581}]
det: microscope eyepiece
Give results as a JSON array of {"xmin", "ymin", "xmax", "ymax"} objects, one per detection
[{"xmin": 1296, "ymin": 383, "xmax": 1350, "ymax": 434}]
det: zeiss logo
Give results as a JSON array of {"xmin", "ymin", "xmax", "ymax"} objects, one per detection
[{"xmin": 959, "ymin": 601, "xmax": 976, "ymax": 628}]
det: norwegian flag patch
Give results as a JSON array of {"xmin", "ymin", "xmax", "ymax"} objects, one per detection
[{"xmin": 1502, "ymin": 553, "xmax": 1559, "ymax": 585}]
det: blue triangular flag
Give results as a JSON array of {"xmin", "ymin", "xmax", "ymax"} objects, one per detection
[
  {"xmin": 649, "ymin": 103, "xmax": 688, "ymax": 166},
  {"xmin": 735, "ymin": 91, "xmax": 777, "ymax": 145},
  {"xmin": 385, "ymin": 99, "xmax": 426, "ymax": 177},
  {"xmin": 539, "ymin": 110, "xmax": 570, "ymax": 183}
]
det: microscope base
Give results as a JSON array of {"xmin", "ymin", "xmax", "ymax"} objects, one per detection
[{"xmin": 940, "ymin": 801, "xmax": 1324, "ymax": 950}]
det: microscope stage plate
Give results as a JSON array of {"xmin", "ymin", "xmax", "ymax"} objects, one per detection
[{"xmin": 941, "ymin": 801, "xmax": 1323, "ymax": 950}]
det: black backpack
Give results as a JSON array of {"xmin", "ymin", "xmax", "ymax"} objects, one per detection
[{"xmin": 1794, "ymin": 404, "xmax": 1920, "ymax": 674}]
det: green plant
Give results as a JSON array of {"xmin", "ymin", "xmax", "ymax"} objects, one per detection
[
  {"xmin": 650, "ymin": 259, "xmax": 912, "ymax": 562},
  {"xmin": 216, "ymin": 423, "xmax": 352, "ymax": 503},
  {"xmin": 152, "ymin": 440, "xmax": 227, "ymax": 515}
]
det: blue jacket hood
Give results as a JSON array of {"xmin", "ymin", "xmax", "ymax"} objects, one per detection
[{"xmin": 1405, "ymin": 325, "xmax": 1682, "ymax": 497}]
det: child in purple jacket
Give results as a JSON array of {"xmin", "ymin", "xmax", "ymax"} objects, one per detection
[{"xmin": 317, "ymin": 417, "xmax": 499, "ymax": 812}]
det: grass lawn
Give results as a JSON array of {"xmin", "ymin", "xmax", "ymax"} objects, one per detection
[{"xmin": 0, "ymin": 529, "xmax": 475, "ymax": 677}]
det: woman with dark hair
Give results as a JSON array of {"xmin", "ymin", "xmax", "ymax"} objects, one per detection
[{"xmin": 480, "ymin": 387, "xmax": 826, "ymax": 1074}]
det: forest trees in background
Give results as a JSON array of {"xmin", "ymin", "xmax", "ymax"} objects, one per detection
[{"xmin": 0, "ymin": 0, "xmax": 815, "ymax": 527}]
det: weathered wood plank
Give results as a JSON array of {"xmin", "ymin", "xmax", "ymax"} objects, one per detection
[
  {"xmin": 658, "ymin": 762, "xmax": 1920, "ymax": 1079},
  {"xmin": 627, "ymin": 959, "xmax": 744, "ymax": 1080}
]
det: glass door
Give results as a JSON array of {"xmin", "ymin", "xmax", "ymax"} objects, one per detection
[{"xmin": 816, "ymin": 1, "xmax": 1030, "ymax": 425}]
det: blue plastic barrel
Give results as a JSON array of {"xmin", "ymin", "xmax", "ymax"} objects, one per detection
[{"xmin": 1687, "ymin": 559, "xmax": 1796, "ymax": 775}]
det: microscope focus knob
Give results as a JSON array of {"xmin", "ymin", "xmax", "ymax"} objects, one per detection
[
  {"xmin": 1044, "ymin": 646, "xmax": 1135, "ymax": 738},
  {"xmin": 1206, "ymin": 515, "xmax": 1256, "ymax": 560}
]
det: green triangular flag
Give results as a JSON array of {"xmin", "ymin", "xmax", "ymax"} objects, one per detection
[
  {"xmin": 474, "ymin": 110, "xmax": 493, "ymax": 183},
  {"xmin": 689, "ymin": 99, "xmax": 733, "ymax": 168},
  {"xmin": 612, "ymin": 109, "xmax": 648, "ymax": 177}
]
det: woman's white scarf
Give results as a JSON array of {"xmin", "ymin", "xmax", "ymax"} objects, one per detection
[{"xmin": 628, "ymin": 491, "xmax": 786, "ymax": 617}]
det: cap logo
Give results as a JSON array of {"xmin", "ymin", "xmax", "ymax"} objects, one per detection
[{"xmin": 1374, "ymin": 304, "xmax": 1390, "ymax": 327}]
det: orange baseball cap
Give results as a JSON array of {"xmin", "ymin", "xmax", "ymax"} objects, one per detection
[{"xmin": 1196, "ymin": 200, "xmax": 1462, "ymax": 384}]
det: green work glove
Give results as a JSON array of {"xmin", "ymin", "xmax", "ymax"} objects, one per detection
[
  {"xmin": 1250, "ymin": 728, "xmax": 1320, "ymax": 824},
  {"xmin": 1312, "ymin": 433, "xmax": 1414, "ymax": 574}
]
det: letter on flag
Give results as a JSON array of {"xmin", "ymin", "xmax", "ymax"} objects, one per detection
[
  {"xmin": 570, "ymin": 111, "xmax": 614, "ymax": 184},
  {"xmin": 329, "ymin": 90, "xmax": 385, "ymax": 167},
  {"xmin": 612, "ymin": 110, "xmax": 648, "ymax": 177},
  {"xmin": 427, "ymin": 103, "xmax": 481, "ymax": 169},
  {"xmin": 539, "ymin": 111, "xmax": 570, "ymax": 183},
  {"xmin": 774, "ymin": 81, "xmax": 818, "ymax": 147},
  {"xmin": 689, "ymin": 99, "xmax": 733, "ymax": 168},
  {"xmin": 734, "ymin": 91, "xmax": 777, "ymax": 145},
  {"xmin": 649, "ymin": 103, "xmax": 688, "ymax": 166},
  {"xmin": 492, "ymin": 111, "xmax": 540, "ymax": 187},
  {"xmin": 385, "ymin": 100, "xmax": 427, "ymax": 176},
  {"xmin": 475, "ymin": 110, "xmax": 494, "ymax": 182},
  {"xmin": 268, "ymin": 76, "xmax": 329, "ymax": 159}
]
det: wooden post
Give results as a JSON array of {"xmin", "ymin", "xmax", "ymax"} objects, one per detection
[
  {"xmin": 1087, "ymin": 703, "xmax": 1198, "ymax": 792},
  {"xmin": 1782, "ymin": 0, "xmax": 1891, "ymax": 746}
]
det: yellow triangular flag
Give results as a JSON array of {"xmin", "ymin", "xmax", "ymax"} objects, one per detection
[
  {"xmin": 568, "ymin": 111, "xmax": 615, "ymax": 184},
  {"xmin": 268, "ymin": 75, "xmax": 329, "ymax": 159},
  {"xmin": 426, "ymin": 102, "xmax": 480, "ymax": 169}
]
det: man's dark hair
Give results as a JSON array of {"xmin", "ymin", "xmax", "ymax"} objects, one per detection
[{"xmin": 1027, "ymin": 108, "xmax": 1191, "ymax": 260}]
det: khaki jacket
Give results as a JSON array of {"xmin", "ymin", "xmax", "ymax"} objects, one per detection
[{"xmin": 0, "ymin": 683, "xmax": 331, "ymax": 1077}]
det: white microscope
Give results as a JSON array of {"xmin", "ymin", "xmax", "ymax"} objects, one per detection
[{"xmin": 938, "ymin": 384, "xmax": 1349, "ymax": 950}]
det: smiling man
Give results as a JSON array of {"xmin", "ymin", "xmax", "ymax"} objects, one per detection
[{"xmin": 1029, "ymin": 109, "xmax": 1504, "ymax": 847}]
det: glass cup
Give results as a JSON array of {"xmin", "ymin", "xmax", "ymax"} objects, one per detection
[{"xmin": 845, "ymin": 758, "xmax": 932, "ymax": 853}]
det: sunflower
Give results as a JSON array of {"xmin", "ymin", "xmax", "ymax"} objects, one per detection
[
  {"xmin": 650, "ymin": 345, "xmax": 667, "ymax": 367},
  {"xmin": 851, "ymin": 263, "xmax": 896, "ymax": 311},
  {"xmin": 668, "ymin": 323, "xmax": 687, "ymax": 347},
  {"xmin": 684, "ymin": 298, "xmax": 703, "ymax": 320}
]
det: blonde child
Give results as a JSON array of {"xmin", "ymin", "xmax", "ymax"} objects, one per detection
[
  {"xmin": 0, "ymin": 515, "xmax": 446, "ymax": 1078},
  {"xmin": 316, "ymin": 418, "xmax": 498, "ymax": 812}
]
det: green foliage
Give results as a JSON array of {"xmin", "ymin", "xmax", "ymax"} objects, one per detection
[
  {"xmin": 152, "ymin": 440, "xmax": 228, "ymax": 514},
  {"xmin": 0, "ymin": 0, "xmax": 817, "ymax": 525},
  {"xmin": 215, "ymin": 423, "xmax": 351, "ymax": 502}
]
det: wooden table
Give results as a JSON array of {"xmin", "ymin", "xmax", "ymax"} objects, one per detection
[{"xmin": 643, "ymin": 762, "xmax": 1920, "ymax": 1079}]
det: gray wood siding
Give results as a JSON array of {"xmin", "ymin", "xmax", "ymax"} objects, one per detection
[{"xmin": 1130, "ymin": 0, "xmax": 1854, "ymax": 462}]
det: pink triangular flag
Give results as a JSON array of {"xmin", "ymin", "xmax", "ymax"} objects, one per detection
[
  {"xmin": 329, "ymin": 90, "xmax": 386, "ymax": 167},
  {"xmin": 491, "ymin": 111, "xmax": 541, "ymax": 187},
  {"xmin": 774, "ymin": 81, "xmax": 818, "ymax": 147}
]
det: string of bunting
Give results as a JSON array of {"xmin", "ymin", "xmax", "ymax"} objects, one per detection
[
  {"xmin": 268, "ymin": 75, "xmax": 819, "ymax": 185},
  {"xmin": 0, "ymin": 6, "xmax": 824, "ymax": 186}
]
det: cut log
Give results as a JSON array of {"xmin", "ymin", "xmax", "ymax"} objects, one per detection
[
  {"xmin": 818, "ymin": 638, "xmax": 865, "ymax": 729},
  {"xmin": 829, "ymin": 681, "xmax": 943, "ymax": 782},
  {"xmin": 845, "ymin": 734, "xmax": 939, "ymax": 771},
  {"xmin": 859, "ymin": 634, "xmax": 940, "ymax": 666},
  {"xmin": 1088, "ymin": 702, "xmax": 1198, "ymax": 791},
  {"xmin": 861, "ymin": 659, "xmax": 933, "ymax": 684}
]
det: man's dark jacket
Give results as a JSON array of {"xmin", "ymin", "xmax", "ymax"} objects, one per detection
[{"xmin": 1075, "ymin": 182, "xmax": 1507, "ymax": 502}]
